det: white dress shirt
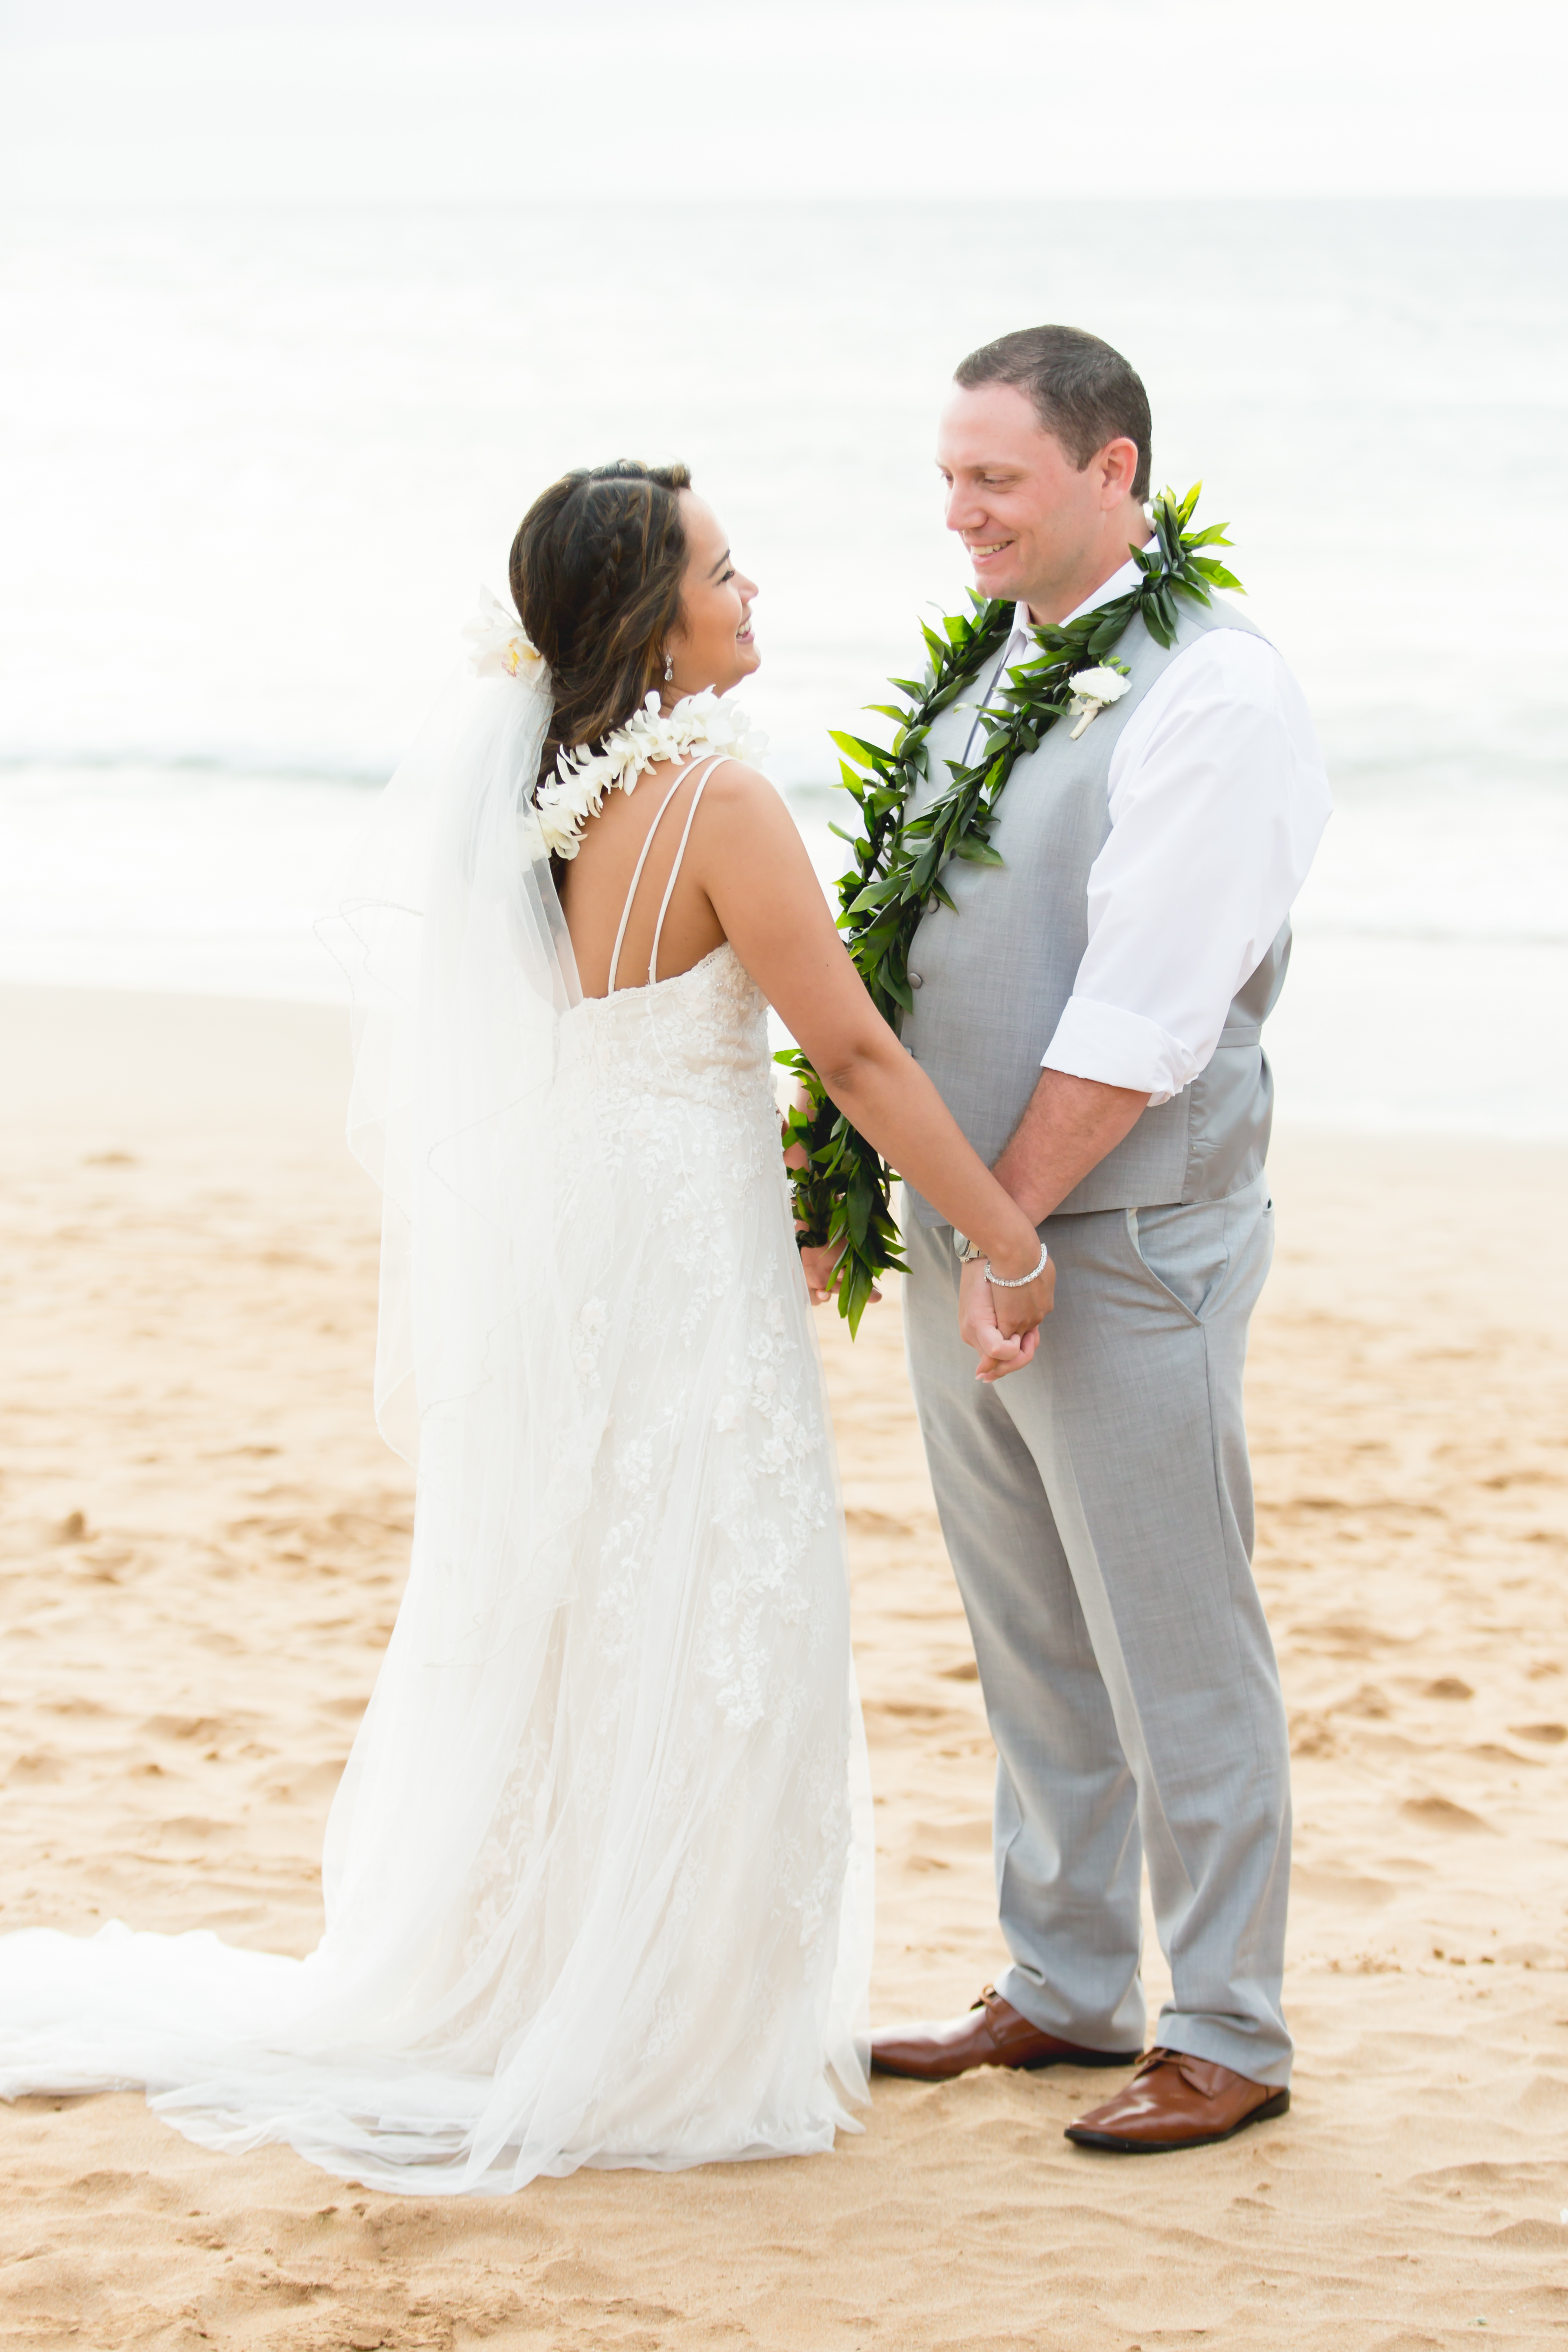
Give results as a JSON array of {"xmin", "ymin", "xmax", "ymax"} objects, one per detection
[{"xmin": 991, "ymin": 558, "xmax": 1331, "ymax": 1106}]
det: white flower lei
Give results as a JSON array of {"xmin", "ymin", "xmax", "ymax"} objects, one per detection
[{"xmin": 536, "ymin": 689, "xmax": 765, "ymax": 862}]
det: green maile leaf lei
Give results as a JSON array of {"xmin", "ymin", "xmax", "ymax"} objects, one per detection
[{"xmin": 778, "ymin": 483, "xmax": 1243, "ymax": 1334}]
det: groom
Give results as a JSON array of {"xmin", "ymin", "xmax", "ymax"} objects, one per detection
[{"xmin": 857, "ymin": 326, "xmax": 1329, "ymax": 2151}]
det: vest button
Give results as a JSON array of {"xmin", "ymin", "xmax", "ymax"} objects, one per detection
[{"xmin": 909, "ymin": 970, "xmax": 924, "ymax": 989}]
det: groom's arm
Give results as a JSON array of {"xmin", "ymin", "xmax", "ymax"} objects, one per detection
[
  {"xmin": 959, "ymin": 1074, "xmax": 1144, "ymax": 1374},
  {"xmin": 964, "ymin": 630, "xmax": 1328, "ymax": 1372},
  {"xmin": 999, "ymin": 632, "xmax": 1330, "ymax": 1215},
  {"xmin": 990, "ymin": 1070, "xmax": 1147, "ymax": 1223}
]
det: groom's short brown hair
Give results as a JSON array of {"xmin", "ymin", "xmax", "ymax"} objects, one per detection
[{"xmin": 955, "ymin": 325, "xmax": 1152, "ymax": 502}]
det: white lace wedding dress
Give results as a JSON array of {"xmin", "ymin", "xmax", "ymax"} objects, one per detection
[{"xmin": 0, "ymin": 667, "xmax": 873, "ymax": 2195}]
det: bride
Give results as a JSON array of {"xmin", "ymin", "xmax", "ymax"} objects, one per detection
[{"xmin": 0, "ymin": 458, "xmax": 1052, "ymax": 2196}]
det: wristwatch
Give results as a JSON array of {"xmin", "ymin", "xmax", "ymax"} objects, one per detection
[{"xmin": 952, "ymin": 1230, "xmax": 986, "ymax": 1264}]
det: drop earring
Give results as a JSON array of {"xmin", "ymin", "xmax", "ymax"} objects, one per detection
[{"xmin": 662, "ymin": 650, "xmax": 674, "ymax": 684}]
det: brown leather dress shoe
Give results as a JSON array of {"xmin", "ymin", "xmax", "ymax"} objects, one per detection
[
  {"xmin": 870, "ymin": 1984, "xmax": 1139, "ymax": 2082},
  {"xmin": 1064, "ymin": 2047, "xmax": 1290, "ymax": 2152}
]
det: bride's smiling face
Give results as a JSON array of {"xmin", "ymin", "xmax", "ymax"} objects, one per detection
[{"xmin": 664, "ymin": 493, "xmax": 759, "ymax": 702}]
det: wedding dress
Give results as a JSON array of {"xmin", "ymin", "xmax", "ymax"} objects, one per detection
[{"xmin": 0, "ymin": 616, "xmax": 873, "ymax": 2194}]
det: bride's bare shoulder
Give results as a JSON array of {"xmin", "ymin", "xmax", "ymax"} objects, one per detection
[
  {"xmin": 697, "ymin": 756, "xmax": 782, "ymax": 810},
  {"xmin": 695, "ymin": 757, "xmax": 800, "ymax": 842},
  {"xmin": 690, "ymin": 759, "xmax": 818, "ymax": 900}
]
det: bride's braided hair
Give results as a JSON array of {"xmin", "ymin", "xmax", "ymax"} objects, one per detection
[{"xmin": 509, "ymin": 459, "xmax": 691, "ymax": 797}]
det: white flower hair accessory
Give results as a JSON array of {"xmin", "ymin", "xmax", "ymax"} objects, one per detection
[
  {"xmin": 1066, "ymin": 662, "xmax": 1132, "ymax": 740},
  {"xmin": 536, "ymin": 691, "xmax": 765, "ymax": 862},
  {"xmin": 463, "ymin": 587, "xmax": 544, "ymax": 679}
]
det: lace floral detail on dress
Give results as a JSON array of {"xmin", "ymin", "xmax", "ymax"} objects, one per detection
[
  {"xmin": 575, "ymin": 1298, "xmax": 609, "ymax": 1380},
  {"xmin": 427, "ymin": 942, "xmax": 864, "ymax": 2145}
]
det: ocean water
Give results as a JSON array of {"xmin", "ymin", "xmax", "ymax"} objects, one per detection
[{"xmin": 1, "ymin": 198, "xmax": 1565, "ymax": 1131}]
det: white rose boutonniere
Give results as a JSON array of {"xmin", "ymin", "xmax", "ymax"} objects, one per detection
[{"xmin": 1066, "ymin": 662, "xmax": 1132, "ymax": 740}]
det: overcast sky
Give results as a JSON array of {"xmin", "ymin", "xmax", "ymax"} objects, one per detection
[{"xmin": 0, "ymin": 0, "xmax": 1563, "ymax": 203}]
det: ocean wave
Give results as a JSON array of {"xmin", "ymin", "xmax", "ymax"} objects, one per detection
[
  {"xmin": 1295, "ymin": 921, "xmax": 1568, "ymax": 948},
  {"xmin": 0, "ymin": 749, "xmax": 391, "ymax": 790}
]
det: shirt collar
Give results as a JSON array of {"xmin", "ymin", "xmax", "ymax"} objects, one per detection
[{"xmin": 1009, "ymin": 546, "xmax": 1150, "ymax": 646}]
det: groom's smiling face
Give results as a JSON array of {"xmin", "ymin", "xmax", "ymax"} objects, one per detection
[{"xmin": 936, "ymin": 380, "xmax": 1138, "ymax": 622}]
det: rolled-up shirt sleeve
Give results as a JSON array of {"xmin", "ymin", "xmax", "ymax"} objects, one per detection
[{"xmin": 1041, "ymin": 628, "xmax": 1331, "ymax": 1105}]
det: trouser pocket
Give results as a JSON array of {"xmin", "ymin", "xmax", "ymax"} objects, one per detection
[{"xmin": 1124, "ymin": 1199, "xmax": 1231, "ymax": 1323}]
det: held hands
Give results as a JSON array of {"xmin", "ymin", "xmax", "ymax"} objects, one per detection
[
  {"xmin": 958, "ymin": 1251, "xmax": 1055, "ymax": 1383},
  {"xmin": 800, "ymin": 1231, "xmax": 1051, "ymax": 1381}
]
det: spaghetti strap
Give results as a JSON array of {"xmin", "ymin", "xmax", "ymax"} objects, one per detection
[
  {"xmin": 606, "ymin": 766, "xmax": 693, "ymax": 995},
  {"xmin": 647, "ymin": 756, "xmax": 728, "ymax": 984},
  {"xmin": 606, "ymin": 755, "xmax": 730, "ymax": 993}
]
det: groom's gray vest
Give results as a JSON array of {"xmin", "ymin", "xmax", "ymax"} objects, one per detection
[{"xmin": 901, "ymin": 597, "xmax": 1289, "ymax": 1226}]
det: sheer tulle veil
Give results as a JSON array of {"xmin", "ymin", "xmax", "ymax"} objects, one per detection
[
  {"xmin": 0, "ymin": 598, "xmax": 873, "ymax": 2193},
  {"xmin": 327, "ymin": 594, "xmax": 584, "ymax": 1479}
]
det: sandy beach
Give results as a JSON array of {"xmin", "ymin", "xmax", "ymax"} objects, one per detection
[{"xmin": 2, "ymin": 981, "xmax": 1566, "ymax": 2351}]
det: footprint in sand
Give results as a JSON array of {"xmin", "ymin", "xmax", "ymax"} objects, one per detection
[{"xmin": 1400, "ymin": 1793, "xmax": 1494, "ymax": 1833}]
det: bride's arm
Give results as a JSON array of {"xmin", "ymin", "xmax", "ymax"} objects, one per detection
[{"xmin": 690, "ymin": 763, "xmax": 1051, "ymax": 1349}]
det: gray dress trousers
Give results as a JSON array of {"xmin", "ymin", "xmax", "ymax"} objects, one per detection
[{"xmin": 902, "ymin": 1172, "xmax": 1293, "ymax": 2086}]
